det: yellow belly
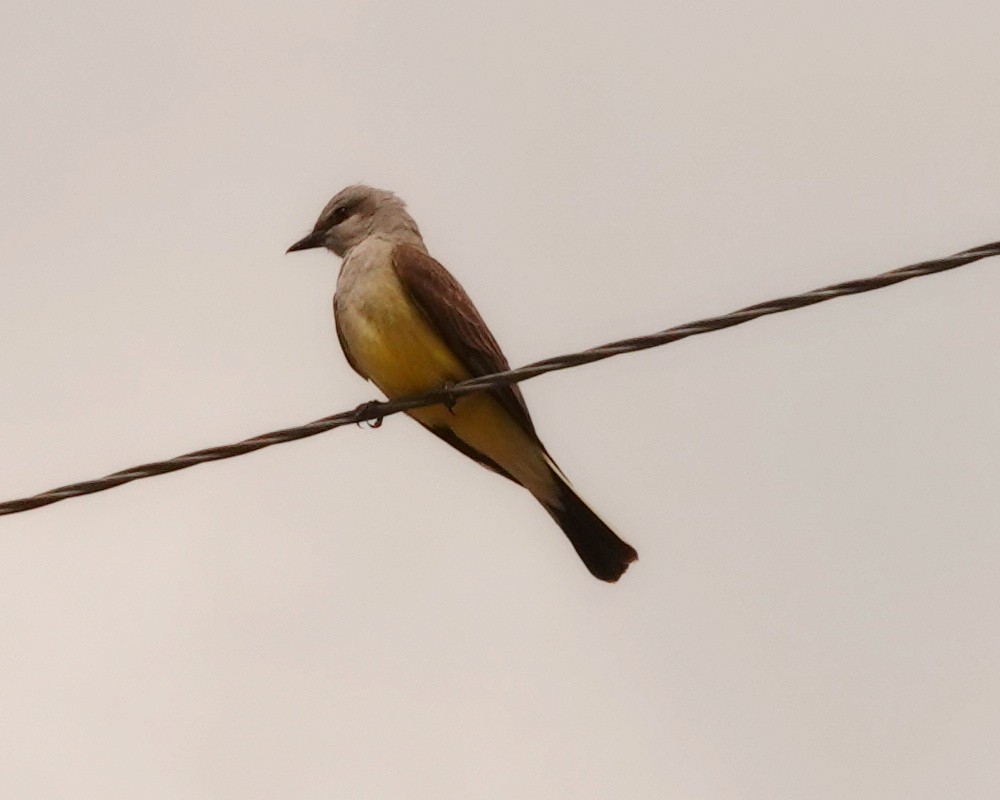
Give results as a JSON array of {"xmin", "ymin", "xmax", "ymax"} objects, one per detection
[
  {"xmin": 336, "ymin": 270, "xmax": 554, "ymax": 499},
  {"xmin": 339, "ymin": 269, "xmax": 469, "ymax": 397}
]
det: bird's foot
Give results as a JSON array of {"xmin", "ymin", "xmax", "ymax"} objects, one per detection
[
  {"xmin": 441, "ymin": 382, "xmax": 460, "ymax": 414},
  {"xmin": 354, "ymin": 400, "xmax": 385, "ymax": 428}
]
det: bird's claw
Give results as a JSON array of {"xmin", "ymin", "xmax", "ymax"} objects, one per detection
[
  {"xmin": 441, "ymin": 383, "xmax": 459, "ymax": 414},
  {"xmin": 354, "ymin": 400, "xmax": 384, "ymax": 428}
]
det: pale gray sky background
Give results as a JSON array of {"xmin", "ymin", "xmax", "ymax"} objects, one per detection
[{"xmin": 2, "ymin": 2, "xmax": 999, "ymax": 798}]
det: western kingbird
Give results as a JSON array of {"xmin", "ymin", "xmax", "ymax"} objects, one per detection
[{"xmin": 287, "ymin": 185, "xmax": 637, "ymax": 582}]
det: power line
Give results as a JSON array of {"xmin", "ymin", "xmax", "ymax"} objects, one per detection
[{"xmin": 1, "ymin": 239, "xmax": 997, "ymax": 518}]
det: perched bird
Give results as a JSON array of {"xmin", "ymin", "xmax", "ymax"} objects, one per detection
[{"xmin": 287, "ymin": 185, "xmax": 637, "ymax": 581}]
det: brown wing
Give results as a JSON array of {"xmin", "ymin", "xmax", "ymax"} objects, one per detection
[{"xmin": 390, "ymin": 243, "xmax": 538, "ymax": 439}]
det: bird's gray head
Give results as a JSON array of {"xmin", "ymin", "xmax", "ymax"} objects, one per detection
[{"xmin": 286, "ymin": 184, "xmax": 423, "ymax": 258}]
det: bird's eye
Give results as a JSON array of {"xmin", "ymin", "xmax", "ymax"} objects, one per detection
[{"xmin": 330, "ymin": 204, "xmax": 352, "ymax": 225}]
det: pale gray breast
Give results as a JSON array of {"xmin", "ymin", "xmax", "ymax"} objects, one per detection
[{"xmin": 335, "ymin": 238, "xmax": 399, "ymax": 316}]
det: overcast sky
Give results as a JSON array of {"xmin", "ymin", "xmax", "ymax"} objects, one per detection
[{"xmin": 2, "ymin": 2, "xmax": 999, "ymax": 798}]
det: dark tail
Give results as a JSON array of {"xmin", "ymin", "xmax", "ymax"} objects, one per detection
[{"xmin": 542, "ymin": 475, "xmax": 638, "ymax": 583}]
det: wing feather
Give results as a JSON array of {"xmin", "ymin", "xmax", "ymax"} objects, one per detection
[{"xmin": 390, "ymin": 243, "xmax": 538, "ymax": 439}]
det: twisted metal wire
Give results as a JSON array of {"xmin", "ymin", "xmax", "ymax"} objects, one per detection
[{"xmin": 2, "ymin": 239, "xmax": 997, "ymax": 517}]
